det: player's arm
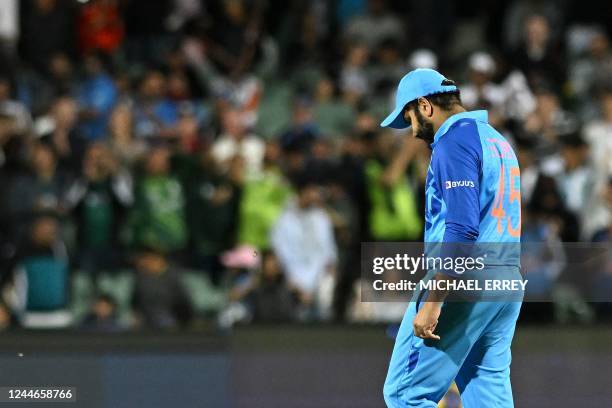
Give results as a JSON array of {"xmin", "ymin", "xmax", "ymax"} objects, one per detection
[{"xmin": 414, "ymin": 124, "xmax": 482, "ymax": 340}]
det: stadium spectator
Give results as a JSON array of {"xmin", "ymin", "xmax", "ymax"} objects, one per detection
[
  {"xmin": 270, "ymin": 174, "xmax": 337, "ymax": 320},
  {"xmin": 77, "ymin": 52, "xmax": 117, "ymax": 140},
  {"xmin": 131, "ymin": 246, "xmax": 193, "ymax": 329},
  {"xmin": 211, "ymin": 108, "xmax": 264, "ymax": 174},
  {"xmin": 63, "ymin": 142, "xmax": 132, "ymax": 278},
  {"xmin": 19, "ymin": 0, "xmax": 76, "ymax": 74},
  {"xmin": 80, "ymin": 293, "xmax": 123, "ymax": 332},
  {"xmin": 187, "ymin": 147, "xmax": 242, "ymax": 285},
  {"xmin": 12, "ymin": 215, "xmax": 71, "ymax": 328},
  {"xmin": 237, "ymin": 141, "xmax": 290, "ymax": 250},
  {"xmin": 343, "ymin": 0, "xmax": 404, "ymax": 51},
  {"xmin": 7, "ymin": 143, "xmax": 66, "ymax": 241},
  {"xmin": 127, "ymin": 145, "xmax": 188, "ymax": 254},
  {"xmin": 248, "ymin": 250, "xmax": 296, "ymax": 322},
  {"xmin": 133, "ymin": 70, "xmax": 179, "ymax": 139},
  {"xmin": 77, "ymin": 0, "xmax": 124, "ymax": 55},
  {"xmin": 511, "ymin": 14, "xmax": 566, "ymax": 90},
  {"xmin": 39, "ymin": 96, "xmax": 86, "ymax": 175},
  {"xmin": 0, "ymin": 76, "xmax": 32, "ymax": 136}
]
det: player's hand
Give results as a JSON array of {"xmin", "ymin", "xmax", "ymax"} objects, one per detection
[{"xmin": 413, "ymin": 302, "xmax": 442, "ymax": 340}]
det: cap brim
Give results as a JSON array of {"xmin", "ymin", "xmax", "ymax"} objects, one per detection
[{"xmin": 380, "ymin": 106, "xmax": 410, "ymax": 129}]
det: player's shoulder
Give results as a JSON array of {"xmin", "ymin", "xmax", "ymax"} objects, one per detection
[{"xmin": 434, "ymin": 118, "xmax": 482, "ymax": 159}]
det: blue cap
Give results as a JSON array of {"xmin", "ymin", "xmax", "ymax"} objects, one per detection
[{"xmin": 380, "ymin": 68, "xmax": 458, "ymax": 129}]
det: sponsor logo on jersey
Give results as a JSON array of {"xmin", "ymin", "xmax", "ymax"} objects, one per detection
[{"xmin": 445, "ymin": 180, "xmax": 475, "ymax": 189}]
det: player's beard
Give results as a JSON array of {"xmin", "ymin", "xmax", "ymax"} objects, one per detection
[{"xmin": 413, "ymin": 108, "xmax": 435, "ymax": 145}]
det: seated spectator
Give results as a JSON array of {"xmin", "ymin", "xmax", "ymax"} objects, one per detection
[
  {"xmin": 511, "ymin": 13, "xmax": 566, "ymax": 90},
  {"xmin": 12, "ymin": 215, "xmax": 71, "ymax": 328},
  {"xmin": 7, "ymin": 143, "xmax": 66, "ymax": 240},
  {"xmin": 39, "ymin": 96, "xmax": 87, "ymax": 175},
  {"xmin": 77, "ymin": 0, "xmax": 124, "ymax": 55},
  {"xmin": 569, "ymin": 30, "xmax": 612, "ymax": 113},
  {"xmin": 460, "ymin": 52, "xmax": 506, "ymax": 126},
  {"xmin": 237, "ymin": 141, "xmax": 291, "ymax": 250},
  {"xmin": 63, "ymin": 143, "xmax": 132, "ymax": 278},
  {"xmin": 270, "ymin": 174, "xmax": 337, "ymax": 320},
  {"xmin": 211, "ymin": 108, "xmax": 264, "ymax": 174},
  {"xmin": 133, "ymin": 70, "xmax": 179, "ymax": 139},
  {"xmin": 108, "ymin": 104, "xmax": 147, "ymax": 167},
  {"xmin": 19, "ymin": 0, "xmax": 76, "ymax": 74},
  {"xmin": 343, "ymin": 0, "xmax": 404, "ymax": 51},
  {"xmin": 313, "ymin": 77, "xmax": 356, "ymax": 138},
  {"xmin": 131, "ymin": 247, "xmax": 193, "ymax": 329},
  {"xmin": 364, "ymin": 131, "xmax": 422, "ymax": 241},
  {"xmin": 127, "ymin": 145, "xmax": 188, "ymax": 254},
  {"xmin": 80, "ymin": 293, "xmax": 123, "ymax": 332},
  {"xmin": 187, "ymin": 148, "xmax": 243, "ymax": 285},
  {"xmin": 521, "ymin": 205, "xmax": 566, "ymax": 299},
  {"xmin": 522, "ymin": 87, "xmax": 577, "ymax": 157},
  {"xmin": 592, "ymin": 178, "xmax": 612, "ymax": 242},
  {"xmin": 340, "ymin": 44, "xmax": 370, "ymax": 105},
  {"xmin": 0, "ymin": 76, "xmax": 32, "ymax": 136},
  {"xmin": 77, "ymin": 52, "xmax": 117, "ymax": 140},
  {"xmin": 248, "ymin": 250, "xmax": 296, "ymax": 323},
  {"xmin": 556, "ymin": 133, "xmax": 597, "ymax": 238}
]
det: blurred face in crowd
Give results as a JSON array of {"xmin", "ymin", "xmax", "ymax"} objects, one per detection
[
  {"xmin": 298, "ymin": 184, "xmax": 322, "ymax": 209},
  {"xmin": 347, "ymin": 45, "xmax": 369, "ymax": 67},
  {"xmin": 316, "ymin": 78, "xmax": 335, "ymax": 101},
  {"xmin": 135, "ymin": 252, "xmax": 168, "ymax": 275},
  {"xmin": 223, "ymin": 0, "xmax": 246, "ymax": 24},
  {"xmin": 263, "ymin": 141, "xmax": 281, "ymax": 167},
  {"xmin": 146, "ymin": 147, "xmax": 171, "ymax": 176},
  {"xmin": 84, "ymin": 54, "xmax": 103, "ymax": 76},
  {"xmin": 52, "ymin": 97, "xmax": 78, "ymax": 130},
  {"xmin": 140, "ymin": 71, "xmax": 166, "ymax": 100},
  {"xmin": 470, "ymin": 69, "xmax": 491, "ymax": 87},
  {"xmin": 292, "ymin": 101, "xmax": 313, "ymax": 126},
  {"xmin": 0, "ymin": 79, "xmax": 10, "ymax": 101},
  {"xmin": 93, "ymin": 297, "xmax": 116, "ymax": 320},
  {"xmin": 262, "ymin": 252, "xmax": 282, "ymax": 281},
  {"xmin": 167, "ymin": 73, "xmax": 190, "ymax": 100},
  {"xmin": 561, "ymin": 143, "xmax": 589, "ymax": 170},
  {"xmin": 535, "ymin": 91, "xmax": 559, "ymax": 117},
  {"xmin": 109, "ymin": 105, "xmax": 133, "ymax": 140},
  {"xmin": 525, "ymin": 15, "xmax": 550, "ymax": 49},
  {"xmin": 0, "ymin": 304, "xmax": 11, "ymax": 331},
  {"xmin": 368, "ymin": 0, "xmax": 387, "ymax": 16},
  {"xmin": 31, "ymin": 217, "xmax": 58, "ymax": 248},
  {"xmin": 35, "ymin": 0, "xmax": 56, "ymax": 12},
  {"xmin": 221, "ymin": 109, "xmax": 247, "ymax": 138},
  {"xmin": 31, "ymin": 144, "xmax": 57, "ymax": 177},
  {"xmin": 49, "ymin": 53, "xmax": 72, "ymax": 80},
  {"xmin": 590, "ymin": 33, "xmax": 609, "ymax": 58},
  {"xmin": 600, "ymin": 92, "xmax": 612, "ymax": 121},
  {"xmin": 83, "ymin": 143, "xmax": 115, "ymax": 180}
]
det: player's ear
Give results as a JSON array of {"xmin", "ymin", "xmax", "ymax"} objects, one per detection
[{"xmin": 418, "ymin": 97, "xmax": 433, "ymax": 118}]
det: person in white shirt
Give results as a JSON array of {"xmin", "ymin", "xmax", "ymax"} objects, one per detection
[
  {"xmin": 211, "ymin": 108, "xmax": 264, "ymax": 175},
  {"xmin": 270, "ymin": 175, "xmax": 337, "ymax": 319}
]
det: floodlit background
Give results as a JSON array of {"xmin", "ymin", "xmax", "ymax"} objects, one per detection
[{"xmin": 0, "ymin": 0, "xmax": 610, "ymax": 407}]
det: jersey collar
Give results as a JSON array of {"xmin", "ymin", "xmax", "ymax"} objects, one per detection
[{"xmin": 431, "ymin": 110, "xmax": 488, "ymax": 148}]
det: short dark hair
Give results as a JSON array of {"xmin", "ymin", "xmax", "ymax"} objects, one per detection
[{"xmin": 404, "ymin": 90, "xmax": 462, "ymax": 113}]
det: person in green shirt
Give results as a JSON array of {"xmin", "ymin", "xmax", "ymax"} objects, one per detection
[{"xmin": 128, "ymin": 145, "xmax": 188, "ymax": 255}]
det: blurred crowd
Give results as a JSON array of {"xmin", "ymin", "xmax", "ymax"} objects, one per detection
[{"xmin": 0, "ymin": 0, "xmax": 610, "ymax": 331}]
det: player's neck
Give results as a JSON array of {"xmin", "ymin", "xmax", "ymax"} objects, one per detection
[{"xmin": 432, "ymin": 106, "xmax": 467, "ymax": 134}]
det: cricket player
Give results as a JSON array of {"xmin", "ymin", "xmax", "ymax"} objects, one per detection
[{"xmin": 380, "ymin": 69, "xmax": 522, "ymax": 407}]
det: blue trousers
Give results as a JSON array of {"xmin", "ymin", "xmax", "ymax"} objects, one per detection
[{"xmin": 383, "ymin": 301, "xmax": 521, "ymax": 407}]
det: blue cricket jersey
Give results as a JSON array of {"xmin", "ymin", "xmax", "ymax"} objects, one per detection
[{"xmin": 424, "ymin": 110, "xmax": 521, "ymax": 268}]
